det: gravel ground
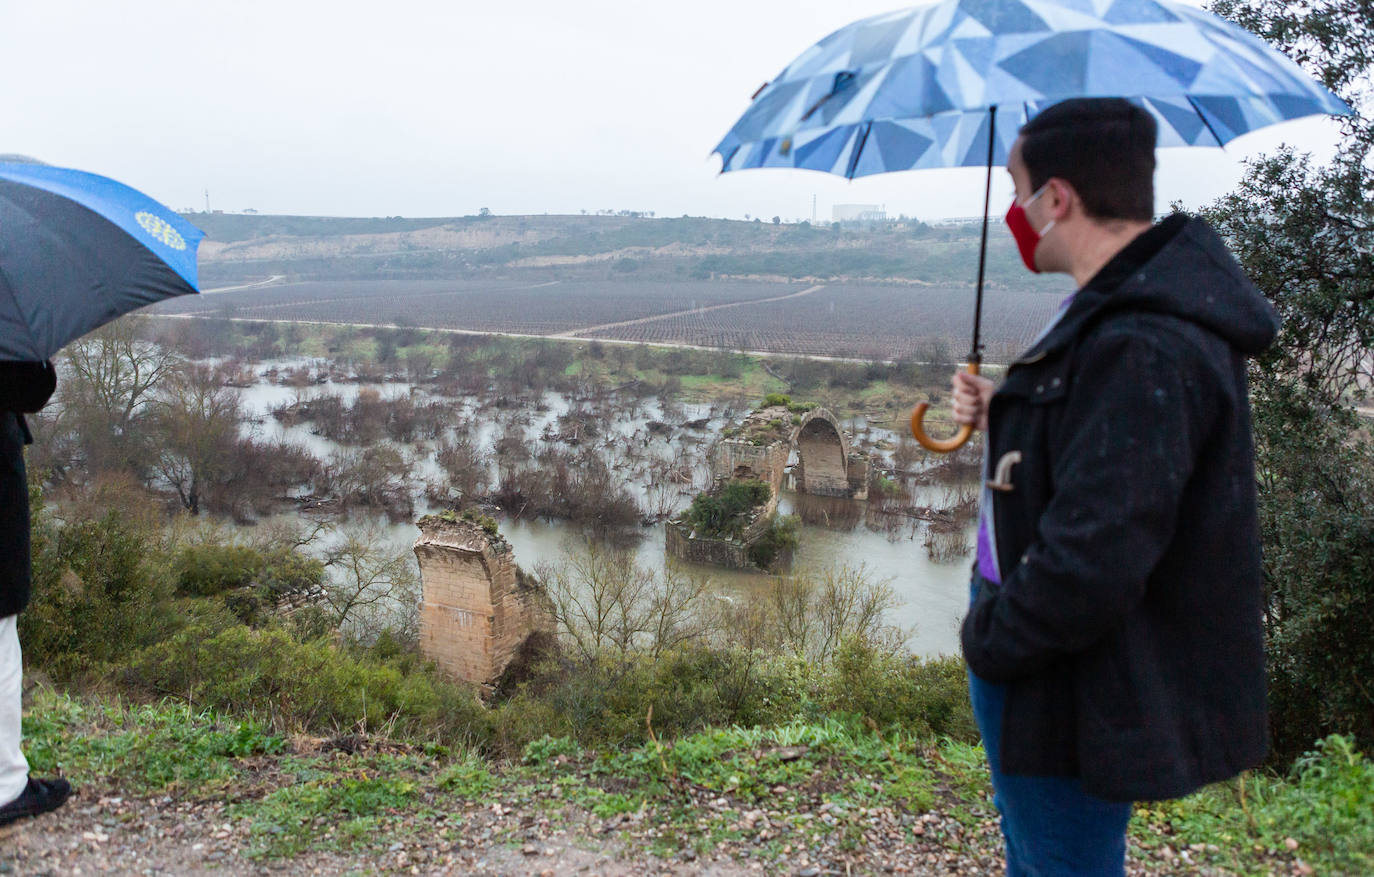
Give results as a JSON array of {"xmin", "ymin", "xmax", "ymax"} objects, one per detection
[
  {"xmin": 0, "ymin": 787, "xmax": 1003, "ymax": 876},
  {"xmin": 0, "ymin": 789, "xmax": 1281, "ymax": 876}
]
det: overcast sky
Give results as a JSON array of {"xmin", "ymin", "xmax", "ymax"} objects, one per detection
[{"xmin": 0, "ymin": 0, "xmax": 1345, "ymax": 222}]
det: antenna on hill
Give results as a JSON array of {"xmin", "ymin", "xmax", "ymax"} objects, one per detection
[
  {"xmin": 204, "ymin": 188, "xmax": 210, "ymax": 212},
  {"xmin": 812, "ymin": 194, "xmax": 817, "ymax": 224}
]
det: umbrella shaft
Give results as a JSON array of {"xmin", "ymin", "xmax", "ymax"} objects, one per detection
[{"xmin": 970, "ymin": 105, "xmax": 996, "ymax": 364}]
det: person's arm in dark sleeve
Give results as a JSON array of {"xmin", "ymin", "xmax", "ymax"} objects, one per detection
[
  {"xmin": 0, "ymin": 360, "xmax": 57, "ymax": 412},
  {"xmin": 961, "ymin": 329, "xmax": 1217, "ymax": 682}
]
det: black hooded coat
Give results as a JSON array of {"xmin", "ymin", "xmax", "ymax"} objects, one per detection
[
  {"xmin": 961, "ymin": 215, "xmax": 1279, "ymax": 802},
  {"xmin": 1, "ymin": 360, "xmax": 56, "ymax": 618}
]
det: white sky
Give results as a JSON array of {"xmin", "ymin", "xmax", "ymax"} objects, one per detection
[{"xmin": 0, "ymin": 0, "xmax": 1346, "ymax": 222}]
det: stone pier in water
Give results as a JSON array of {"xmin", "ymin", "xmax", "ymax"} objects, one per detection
[{"xmin": 413, "ymin": 514, "xmax": 554, "ymax": 692}]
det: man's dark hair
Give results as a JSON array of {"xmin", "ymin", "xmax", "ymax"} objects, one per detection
[{"xmin": 1018, "ymin": 98, "xmax": 1157, "ymax": 222}]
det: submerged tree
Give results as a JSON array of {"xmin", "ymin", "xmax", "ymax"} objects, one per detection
[
  {"xmin": 51, "ymin": 318, "xmax": 177, "ymax": 479},
  {"xmin": 150, "ymin": 361, "xmax": 242, "ymax": 516},
  {"xmin": 1206, "ymin": 0, "xmax": 1374, "ymax": 761}
]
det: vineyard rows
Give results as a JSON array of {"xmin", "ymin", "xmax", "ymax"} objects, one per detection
[
  {"xmin": 591, "ymin": 284, "xmax": 1064, "ymax": 360},
  {"xmin": 154, "ymin": 278, "xmax": 1068, "ymax": 360}
]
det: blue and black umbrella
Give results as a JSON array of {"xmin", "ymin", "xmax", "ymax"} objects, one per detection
[
  {"xmin": 713, "ymin": 0, "xmax": 1350, "ymax": 450},
  {"xmin": 0, "ymin": 159, "xmax": 204, "ymax": 362}
]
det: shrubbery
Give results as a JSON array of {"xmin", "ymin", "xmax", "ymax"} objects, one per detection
[
  {"xmin": 492, "ymin": 647, "xmax": 975, "ymax": 753},
  {"xmin": 21, "ymin": 490, "xmax": 182, "ymax": 681},
  {"xmin": 24, "ymin": 484, "xmax": 975, "ymax": 761},
  {"xmin": 174, "ymin": 542, "xmax": 323, "ymax": 599},
  {"xmin": 123, "ymin": 623, "xmax": 492, "ymax": 747},
  {"xmin": 684, "ymin": 479, "xmax": 771, "ymax": 538},
  {"xmin": 747, "ymin": 514, "xmax": 799, "ymax": 570}
]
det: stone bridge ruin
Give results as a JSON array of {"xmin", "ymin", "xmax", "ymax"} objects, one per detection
[
  {"xmin": 666, "ymin": 403, "xmax": 868, "ymax": 570},
  {"xmin": 709, "ymin": 403, "xmax": 868, "ymax": 502},
  {"xmin": 413, "ymin": 513, "xmax": 554, "ymax": 691}
]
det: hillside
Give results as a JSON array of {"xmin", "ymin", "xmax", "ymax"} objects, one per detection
[
  {"xmin": 183, "ymin": 212, "xmax": 1067, "ymax": 294},
  {"xmin": 168, "ymin": 212, "xmax": 1073, "ymax": 361}
]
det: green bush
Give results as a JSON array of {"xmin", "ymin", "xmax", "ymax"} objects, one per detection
[
  {"xmin": 819, "ymin": 644, "xmax": 977, "ymax": 742},
  {"xmin": 491, "ymin": 642, "xmax": 975, "ymax": 754},
  {"xmin": 871, "ymin": 474, "xmax": 903, "ymax": 499},
  {"xmin": 747, "ymin": 514, "xmax": 799, "ymax": 570},
  {"xmin": 684, "ymin": 479, "xmax": 772, "ymax": 539},
  {"xmin": 174, "ymin": 544, "xmax": 263, "ymax": 596},
  {"xmin": 762, "ymin": 393, "xmax": 791, "ymax": 408},
  {"xmin": 122, "ymin": 623, "xmax": 493, "ymax": 748},
  {"xmin": 495, "ymin": 647, "xmax": 787, "ymax": 750},
  {"xmin": 173, "ymin": 542, "xmax": 325, "ymax": 625},
  {"xmin": 22, "ymin": 501, "xmax": 182, "ymax": 680}
]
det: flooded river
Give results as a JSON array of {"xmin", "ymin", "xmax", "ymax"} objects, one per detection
[{"xmin": 235, "ymin": 360, "xmax": 974, "ymax": 659}]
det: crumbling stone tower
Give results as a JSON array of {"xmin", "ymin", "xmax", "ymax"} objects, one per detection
[{"xmin": 413, "ymin": 513, "xmax": 554, "ymax": 690}]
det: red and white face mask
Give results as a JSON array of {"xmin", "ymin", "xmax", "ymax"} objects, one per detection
[{"xmin": 1004, "ymin": 183, "xmax": 1056, "ymax": 273}]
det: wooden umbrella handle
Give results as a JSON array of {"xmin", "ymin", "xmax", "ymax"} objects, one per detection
[{"xmin": 910, "ymin": 360, "xmax": 980, "ymax": 453}]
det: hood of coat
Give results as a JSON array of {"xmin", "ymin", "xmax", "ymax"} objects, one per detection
[{"xmin": 1021, "ymin": 216, "xmax": 1280, "ymax": 363}]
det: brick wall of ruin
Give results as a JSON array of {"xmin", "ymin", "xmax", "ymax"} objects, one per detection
[
  {"xmin": 710, "ymin": 439, "xmax": 790, "ymax": 514},
  {"xmin": 664, "ymin": 504, "xmax": 775, "ymax": 571},
  {"xmin": 414, "ymin": 517, "xmax": 553, "ymax": 689}
]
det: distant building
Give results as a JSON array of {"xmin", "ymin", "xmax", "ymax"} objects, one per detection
[
  {"xmin": 832, "ymin": 203, "xmax": 887, "ymax": 223},
  {"xmin": 932, "ymin": 216, "xmax": 986, "ymax": 226}
]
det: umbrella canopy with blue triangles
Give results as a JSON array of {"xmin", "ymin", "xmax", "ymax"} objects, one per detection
[{"xmin": 714, "ymin": 0, "xmax": 1351, "ymax": 178}]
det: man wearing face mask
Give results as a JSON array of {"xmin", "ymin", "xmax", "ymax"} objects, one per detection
[{"xmin": 950, "ymin": 98, "xmax": 1278, "ymax": 875}]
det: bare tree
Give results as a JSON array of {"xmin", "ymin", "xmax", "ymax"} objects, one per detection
[
  {"xmin": 324, "ymin": 524, "xmax": 422, "ymax": 641},
  {"xmin": 435, "ymin": 429, "xmax": 492, "ymax": 502},
  {"xmin": 761, "ymin": 563, "xmax": 902, "ymax": 664},
  {"xmin": 150, "ymin": 361, "xmax": 241, "ymax": 515},
  {"xmin": 538, "ymin": 541, "xmax": 709, "ymax": 661},
  {"xmin": 59, "ymin": 318, "xmax": 177, "ymax": 474},
  {"xmin": 322, "ymin": 445, "xmax": 413, "ymax": 520}
]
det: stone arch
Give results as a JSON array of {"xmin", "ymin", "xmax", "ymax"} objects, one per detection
[{"xmin": 794, "ymin": 408, "xmax": 851, "ymax": 497}]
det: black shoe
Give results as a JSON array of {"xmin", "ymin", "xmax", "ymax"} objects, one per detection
[{"xmin": 0, "ymin": 777, "xmax": 72, "ymax": 827}]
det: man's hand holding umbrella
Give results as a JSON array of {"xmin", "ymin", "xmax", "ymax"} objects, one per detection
[{"xmin": 951, "ymin": 370, "xmax": 994, "ymax": 434}]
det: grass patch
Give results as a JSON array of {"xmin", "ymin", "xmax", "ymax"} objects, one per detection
[
  {"xmin": 1130, "ymin": 734, "xmax": 1374, "ymax": 875},
  {"xmin": 23, "ymin": 688, "xmax": 283, "ymax": 795},
  {"xmin": 21, "ymin": 691, "xmax": 1373, "ymax": 874},
  {"xmin": 435, "ymin": 753, "xmax": 500, "ymax": 799},
  {"xmin": 237, "ymin": 770, "xmax": 420, "ymax": 858},
  {"xmin": 678, "ymin": 368, "xmax": 784, "ymax": 402}
]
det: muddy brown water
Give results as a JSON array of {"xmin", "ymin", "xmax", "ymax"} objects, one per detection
[{"xmin": 236, "ymin": 361, "xmax": 974, "ymax": 659}]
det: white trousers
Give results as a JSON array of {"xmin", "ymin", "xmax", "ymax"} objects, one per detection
[{"xmin": 0, "ymin": 615, "xmax": 29, "ymax": 805}]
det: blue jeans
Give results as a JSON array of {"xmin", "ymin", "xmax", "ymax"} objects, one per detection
[{"xmin": 968, "ymin": 586, "xmax": 1132, "ymax": 876}]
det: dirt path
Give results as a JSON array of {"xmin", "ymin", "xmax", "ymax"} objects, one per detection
[
  {"xmin": 201, "ymin": 275, "xmax": 289, "ymax": 295},
  {"xmin": 0, "ymin": 792, "xmax": 762, "ymax": 876},
  {"xmin": 551, "ymin": 285, "xmax": 827, "ymax": 338}
]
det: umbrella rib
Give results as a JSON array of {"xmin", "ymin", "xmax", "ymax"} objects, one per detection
[
  {"xmin": 844, "ymin": 122, "xmax": 873, "ymax": 180},
  {"xmin": 717, "ymin": 145, "xmax": 741, "ymax": 174},
  {"xmin": 1186, "ymin": 96, "xmax": 1227, "ymax": 148},
  {"xmin": 0, "ymin": 262, "xmax": 44, "ymax": 362}
]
